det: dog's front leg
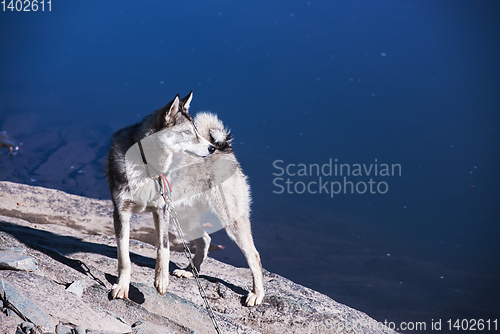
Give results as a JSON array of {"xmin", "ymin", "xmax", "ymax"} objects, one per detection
[
  {"xmin": 153, "ymin": 205, "xmax": 170, "ymax": 294},
  {"xmin": 111, "ymin": 208, "xmax": 132, "ymax": 299}
]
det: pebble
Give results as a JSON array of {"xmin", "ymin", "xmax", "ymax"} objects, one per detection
[
  {"xmin": 132, "ymin": 320, "xmax": 143, "ymax": 327},
  {"xmin": 21, "ymin": 322, "xmax": 35, "ymax": 330},
  {"xmin": 74, "ymin": 326, "xmax": 86, "ymax": 334},
  {"xmin": 20, "ymin": 322, "xmax": 35, "ymax": 333},
  {"xmin": 66, "ymin": 280, "xmax": 86, "ymax": 298},
  {"xmin": 55, "ymin": 323, "xmax": 72, "ymax": 334}
]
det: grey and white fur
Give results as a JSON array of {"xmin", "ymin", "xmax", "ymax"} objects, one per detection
[{"xmin": 106, "ymin": 92, "xmax": 264, "ymax": 306}]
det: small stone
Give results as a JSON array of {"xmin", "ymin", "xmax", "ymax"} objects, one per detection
[
  {"xmin": 74, "ymin": 326, "xmax": 86, "ymax": 334},
  {"xmin": 66, "ymin": 280, "xmax": 86, "ymax": 298},
  {"xmin": 132, "ymin": 320, "xmax": 143, "ymax": 328},
  {"xmin": 21, "ymin": 322, "xmax": 35, "ymax": 330},
  {"xmin": 55, "ymin": 323, "xmax": 72, "ymax": 334},
  {"xmin": 20, "ymin": 322, "xmax": 36, "ymax": 333}
]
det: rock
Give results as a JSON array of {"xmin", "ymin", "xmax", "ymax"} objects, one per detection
[
  {"xmin": 0, "ymin": 250, "xmax": 38, "ymax": 271},
  {"xmin": 66, "ymin": 280, "xmax": 86, "ymax": 298},
  {"xmin": 0, "ymin": 271, "xmax": 132, "ymax": 333},
  {"xmin": 0, "ymin": 278, "xmax": 52, "ymax": 330},
  {"xmin": 55, "ymin": 323, "xmax": 72, "ymax": 334},
  {"xmin": 74, "ymin": 325, "xmax": 86, "ymax": 334},
  {"xmin": 132, "ymin": 321, "xmax": 177, "ymax": 334},
  {"xmin": 20, "ymin": 322, "xmax": 35, "ymax": 332},
  {"xmin": 0, "ymin": 246, "xmax": 26, "ymax": 255},
  {"xmin": 127, "ymin": 281, "xmax": 261, "ymax": 334},
  {"xmin": 20, "ymin": 322, "xmax": 34, "ymax": 329},
  {"xmin": 0, "ymin": 181, "xmax": 398, "ymax": 334}
]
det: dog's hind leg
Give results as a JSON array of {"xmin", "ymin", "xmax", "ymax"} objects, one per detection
[
  {"xmin": 225, "ymin": 217, "xmax": 265, "ymax": 307},
  {"xmin": 173, "ymin": 230, "xmax": 211, "ymax": 278},
  {"xmin": 153, "ymin": 206, "xmax": 170, "ymax": 294},
  {"xmin": 111, "ymin": 208, "xmax": 132, "ymax": 299}
]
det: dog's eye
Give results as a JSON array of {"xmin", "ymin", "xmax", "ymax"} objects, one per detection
[{"xmin": 183, "ymin": 130, "xmax": 190, "ymax": 134}]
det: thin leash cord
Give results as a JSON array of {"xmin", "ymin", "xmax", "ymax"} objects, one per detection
[
  {"xmin": 137, "ymin": 139, "xmax": 221, "ymax": 333},
  {"xmin": 160, "ymin": 173, "xmax": 222, "ymax": 334}
]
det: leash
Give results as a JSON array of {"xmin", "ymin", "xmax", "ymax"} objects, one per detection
[{"xmin": 137, "ymin": 140, "xmax": 222, "ymax": 334}]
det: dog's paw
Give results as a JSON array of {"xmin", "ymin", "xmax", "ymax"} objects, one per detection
[
  {"xmin": 172, "ymin": 268, "xmax": 194, "ymax": 278},
  {"xmin": 245, "ymin": 291, "xmax": 264, "ymax": 307},
  {"xmin": 111, "ymin": 283, "xmax": 129, "ymax": 299},
  {"xmin": 154, "ymin": 271, "xmax": 169, "ymax": 295}
]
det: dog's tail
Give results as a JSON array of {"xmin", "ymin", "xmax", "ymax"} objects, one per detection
[{"xmin": 194, "ymin": 112, "xmax": 233, "ymax": 151}]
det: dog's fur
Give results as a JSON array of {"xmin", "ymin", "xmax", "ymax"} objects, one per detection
[{"xmin": 106, "ymin": 92, "xmax": 264, "ymax": 306}]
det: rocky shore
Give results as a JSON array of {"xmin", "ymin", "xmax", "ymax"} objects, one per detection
[{"xmin": 0, "ymin": 181, "xmax": 397, "ymax": 334}]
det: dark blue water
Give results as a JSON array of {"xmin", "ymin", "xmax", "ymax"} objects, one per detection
[{"xmin": 1, "ymin": 1, "xmax": 499, "ymax": 332}]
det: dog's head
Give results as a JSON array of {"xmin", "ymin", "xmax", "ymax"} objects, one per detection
[{"xmin": 155, "ymin": 92, "xmax": 215, "ymax": 157}]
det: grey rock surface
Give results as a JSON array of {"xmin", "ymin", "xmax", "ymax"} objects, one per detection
[
  {"xmin": 0, "ymin": 251, "xmax": 38, "ymax": 271},
  {"xmin": 66, "ymin": 280, "xmax": 86, "ymax": 298},
  {"xmin": 0, "ymin": 181, "xmax": 398, "ymax": 334},
  {"xmin": 132, "ymin": 320, "xmax": 178, "ymax": 334},
  {"xmin": 0, "ymin": 277, "xmax": 52, "ymax": 330},
  {"xmin": 55, "ymin": 323, "xmax": 72, "ymax": 334}
]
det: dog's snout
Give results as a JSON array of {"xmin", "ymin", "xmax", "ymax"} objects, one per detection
[{"xmin": 208, "ymin": 145, "xmax": 216, "ymax": 154}]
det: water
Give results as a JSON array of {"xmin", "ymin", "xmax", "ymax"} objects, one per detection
[{"xmin": 1, "ymin": 1, "xmax": 499, "ymax": 332}]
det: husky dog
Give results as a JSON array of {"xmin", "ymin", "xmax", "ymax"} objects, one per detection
[{"xmin": 106, "ymin": 92, "xmax": 264, "ymax": 306}]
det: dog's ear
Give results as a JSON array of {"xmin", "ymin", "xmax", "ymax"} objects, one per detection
[
  {"xmin": 166, "ymin": 95, "xmax": 180, "ymax": 125},
  {"xmin": 158, "ymin": 95, "xmax": 180, "ymax": 129},
  {"xmin": 180, "ymin": 91, "xmax": 193, "ymax": 111}
]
